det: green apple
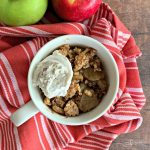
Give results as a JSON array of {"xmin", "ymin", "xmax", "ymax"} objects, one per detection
[{"xmin": 0, "ymin": 0, "xmax": 48, "ymax": 26}]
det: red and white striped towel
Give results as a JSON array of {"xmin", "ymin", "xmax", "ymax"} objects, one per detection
[{"xmin": 0, "ymin": 3, "xmax": 146, "ymax": 150}]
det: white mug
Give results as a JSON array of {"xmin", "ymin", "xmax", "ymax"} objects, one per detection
[{"xmin": 10, "ymin": 35, "xmax": 119, "ymax": 126}]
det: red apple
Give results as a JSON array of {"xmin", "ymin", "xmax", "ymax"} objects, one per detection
[{"xmin": 52, "ymin": 0, "xmax": 102, "ymax": 22}]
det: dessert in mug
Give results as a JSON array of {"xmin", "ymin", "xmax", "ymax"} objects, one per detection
[{"xmin": 33, "ymin": 45, "xmax": 108, "ymax": 117}]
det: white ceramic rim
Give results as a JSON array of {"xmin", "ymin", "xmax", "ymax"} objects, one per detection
[{"xmin": 28, "ymin": 35, "xmax": 119, "ymax": 125}]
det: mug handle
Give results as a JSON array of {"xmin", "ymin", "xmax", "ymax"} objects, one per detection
[{"xmin": 10, "ymin": 101, "xmax": 39, "ymax": 127}]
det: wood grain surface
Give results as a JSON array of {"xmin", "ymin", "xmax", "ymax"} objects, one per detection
[{"xmin": 103, "ymin": 0, "xmax": 150, "ymax": 150}]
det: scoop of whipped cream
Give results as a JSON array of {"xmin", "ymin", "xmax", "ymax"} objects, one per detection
[{"xmin": 32, "ymin": 50, "xmax": 73, "ymax": 99}]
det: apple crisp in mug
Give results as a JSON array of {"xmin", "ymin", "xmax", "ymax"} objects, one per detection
[{"xmin": 33, "ymin": 44, "xmax": 108, "ymax": 117}]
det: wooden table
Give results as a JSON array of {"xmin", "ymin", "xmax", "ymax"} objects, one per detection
[{"xmin": 103, "ymin": 0, "xmax": 150, "ymax": 149}]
